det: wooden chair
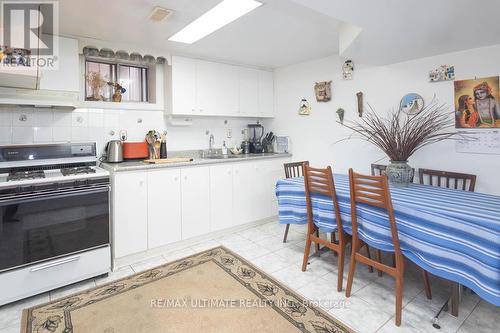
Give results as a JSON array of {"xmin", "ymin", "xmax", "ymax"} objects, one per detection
[
  {"xmin": 418, "ymin": 168, "xmax": 477, "ymax": 192},
  {"xmin": 345, "ymin": 169, "xmax": 432, "ymax": 326},
  {"xmin": 282, "ymin": 161, "xmax": 309, "ymax": 243},
  {"xmin": 301, "ymin": 165, "xmax": 374, "ymax": 292},
  {"xmin": 371, "ymin": 164, "xmax": 387, "ymax": 176}
]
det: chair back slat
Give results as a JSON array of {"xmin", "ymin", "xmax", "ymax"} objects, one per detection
[
  {"xmin": 348, "ymin": 169, "xmax": 402, "ymax": 257},
  {"xmin": 304, "ymin": 165, "xmax": 344, "ymax": 235},
  {"xmin": 418, "ymin": 168, "xmax": 477, "ymax": 192},
  {"xmin": 284, "ymin": 161, "xmax": 309, "ymax": 179}
]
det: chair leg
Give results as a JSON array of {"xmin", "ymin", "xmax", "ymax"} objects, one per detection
[
  {"xmin": 301, "ymin": 233, "xmax": 312, "ymax": 272},
  {"xmin": 314, "ymin": 229, "xmax": 320, "ymax": 256},
  {"xmin": 282, "ymin": 224, "xmax": 290, "ymax": 243},
  {"xmin": 364, "ymin": 244, "xmax": 374, "ymax": 273},
  {"xmin": 395, "ymin": 274, "xmax": 403, "ymax": 326},
  {"xmin": 331, "ymin": 232, "xmax": 338, "ymax": 257},
  {"xmin": 337, "ymin": 243, "xmax": 345, "ymax": 292},
  {"xmin": 345, "ymin": 245, "xmax": 358, "ymax": 297},
  {"xmin": 375, "ymin": 250, "xmax": 383, "ymax": 277},
  {"xmin": 422, "ymin": 269, "xmax": 432, "ymax": 300}
]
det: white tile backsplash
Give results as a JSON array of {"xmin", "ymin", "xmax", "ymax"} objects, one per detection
[
  {"xmin": 0, "ymin": 127, "xmax": 11, "ymax": 143},
  {"xmin": 71, "ymin": 127, "xmax": 89, "ymax": 142},
  {"xmin": 0, "ymin": 107, "xmax": 265, "ymax": 156},
  {"xmin": 52, "ymin": 126, "xmax": 72, "ymax": 142},
  {"xmin": 52, "ymin": 111, "xmax": 72, "ymax": 127},
  {"xmin": 72, "ymin": 110, "xmax": 88, "ymax": 127},
  {"xmin": 0, "ymin": 111, "xmax": 12, "ymax": 126},
  {"xmin": 34, "ymin": 111, "xmax": 54, "ymax": 126},
  {"xmin": 12, "ymin": 127, "xmax": 34, "ymax": 143},
  {"xmin": 103, "ymin": 110, "xmax": 120, "ymax": 127},
  {"xmin": 12, "ymin": 109, "xmax": 34, "ymax": 127},
  {"xmin": 33, "ymin": 127, "xmax": 53, "ymax": 143},
  {"xmin": 88, "ymin": 110, "xmax": 104, "ymax": 127}
]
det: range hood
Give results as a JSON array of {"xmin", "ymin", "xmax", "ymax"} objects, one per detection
[
  {"xmin": 0, "ymin": 69, "xmax": 39, "ymax": 90},
  {"xmin": 0, "ymin": 87, "xmax": 78, "ymax": 109}
]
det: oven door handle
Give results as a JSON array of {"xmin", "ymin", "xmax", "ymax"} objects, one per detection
[
  {"xmin": 30, "ymin": 255, "xmax": 81, "ymax": 272},
  {"xmin": 0, "ymin": 185, "xmax": 110, "ymax": 205}
]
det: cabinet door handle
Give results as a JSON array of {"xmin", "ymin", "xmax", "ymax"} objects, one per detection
[
  {"xmin": 174, "ymin": 176, "xmax": 179, "ymax": 181},
  {"xmin": 199, "ymin": 109, "xmax": 204, "ymax": 113},
  {"xmin": 227, "ymin": 170, "xmax": 232, "ymax": 175},
  {"xmin": 183, "ymin": 176, "xmax": 187, "ymax": 180}
]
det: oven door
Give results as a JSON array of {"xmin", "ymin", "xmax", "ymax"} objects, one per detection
[{"xmin": 0, "ymin": 184, "xmax": 110, "ymax": 272}]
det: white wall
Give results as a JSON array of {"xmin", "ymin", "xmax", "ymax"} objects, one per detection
[
  {"xmin": 0, "ymin": 106, "xmax": 262, "ymax": 156},
  {"xmin": 269, "ymin": 44, "xmax": 500, "ymax": 195}
]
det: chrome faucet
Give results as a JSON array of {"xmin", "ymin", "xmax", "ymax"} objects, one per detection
[{"xmin": 208, "ymin": 134, "xmax": 215, "ymax": 153}]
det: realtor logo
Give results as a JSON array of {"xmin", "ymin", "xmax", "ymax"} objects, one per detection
[{"xmin": 0, "ymin": 1, "xmax": 59, "ymax": 69}]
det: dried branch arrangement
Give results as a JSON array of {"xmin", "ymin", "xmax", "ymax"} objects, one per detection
[{"xmin": 339, "ymin": 98, "xmax": 458, "ymax": 161}]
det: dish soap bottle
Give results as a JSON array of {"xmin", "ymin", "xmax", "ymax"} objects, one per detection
[{"xmin": 222, "ymin": 141, "xmax": 228, "ymax": 156}]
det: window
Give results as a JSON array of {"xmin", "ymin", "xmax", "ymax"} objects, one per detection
[
  {"xmin": 117, "ymin": 64, "xmax": 148, "ymax": 102},
  {"xmin": 85, "ymin": 60, "xmax": 148, "ymax": 103}
]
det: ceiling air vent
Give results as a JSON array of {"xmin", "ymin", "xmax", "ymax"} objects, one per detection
[{"xmin": 149, "ymin": 6, "xmax": 174, "ymax": 22}]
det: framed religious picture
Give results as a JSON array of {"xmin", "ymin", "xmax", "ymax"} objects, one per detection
[{"xmin": 454, "ymin": 76, "xmax": 500, "ymax": 128}]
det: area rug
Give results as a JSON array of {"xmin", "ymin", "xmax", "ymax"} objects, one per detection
[{"xmin": 21, "ymin": 246, "xmax": 354, "ymax": 333}]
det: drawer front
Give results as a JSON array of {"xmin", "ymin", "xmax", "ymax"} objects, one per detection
[{"xmin": 0, "ymin": 246, "xmax": 110, "ymax": 305}]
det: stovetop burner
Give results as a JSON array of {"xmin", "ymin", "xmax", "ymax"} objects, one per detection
[
  {"xmin": 61, "ymin": 166, "xmax": 96, "ymax": 176},
  {"xmin": 7, "ymin": 170, "xmax": 46, "ymax": 182}
]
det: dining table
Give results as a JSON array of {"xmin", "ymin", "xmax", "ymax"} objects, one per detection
[{"xmin": 275, "ymin": 174, "xmax": 500, "ymax": 312}]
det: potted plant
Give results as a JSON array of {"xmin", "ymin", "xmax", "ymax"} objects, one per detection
[{"xmin": 339, "ymin": 99, "xmax": 457, "ymax": 186}]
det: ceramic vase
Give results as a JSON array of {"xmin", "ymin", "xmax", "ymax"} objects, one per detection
[{"xmin": 386, "ymin": 160, "xmax": 413, "ymax": 187}]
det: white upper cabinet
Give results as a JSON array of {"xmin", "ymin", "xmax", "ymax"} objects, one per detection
[
  {"xmin": 170, "ymin": 56, "xmax": 197, "ymax": 115},
  {"xmin": 239, "ymin": 67, "xmax": 260, "ymax": 117},
  {"xmin": 39, "ymin": 36, "xmax": 79, "ymax": 92},
  {"xmin": 168, "ymin": 56, "xmax": 274, "ymax": 118},
  {"xmin": 259, "ymin": 70, "xmax": 274, "ymax": 117},
  {"xmin": 197, "ymin": 60, "xmax": 239, "ymax": 116}
]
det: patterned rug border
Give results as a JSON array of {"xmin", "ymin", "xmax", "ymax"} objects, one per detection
[{"xmin": 21, "ymin": 246, "xmax": 356, "ymax": 333}]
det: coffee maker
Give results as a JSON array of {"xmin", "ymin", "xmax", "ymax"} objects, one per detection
[{"xmin": 248, "ymin": 123, "xmax": 264, "ymax": 153}]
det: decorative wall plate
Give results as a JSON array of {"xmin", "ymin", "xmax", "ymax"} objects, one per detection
[{"xmin": 400, "ymin": 93, "xmax": 424, "ymax": 114}]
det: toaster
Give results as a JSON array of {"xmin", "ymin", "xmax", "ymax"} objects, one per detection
[{"xmin": 122, "ymin": 142, "xmax": 149, "ymax": 160}]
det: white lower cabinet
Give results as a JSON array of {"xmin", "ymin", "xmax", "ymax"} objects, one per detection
[
  {"xmin": 147, "ymin": 169, "xmax": 182, "ymax": 248},
  {"xmin": 181, "ymin": 167, "xmax": 211, "ymax": 239},
  {"xmin": 112, "ymin": 171, "xmax": 148, "ymax": 258},
  {"xmin": 111, "ymin": 157, "xmax": 290, "ymax": 259},
  {"xmin": 233, "ymin": 163, "xmax": 256, "ymax": 226},
  {"xmin": 210, "ymin": 164, "xmax": 234, "ymax": 231}
]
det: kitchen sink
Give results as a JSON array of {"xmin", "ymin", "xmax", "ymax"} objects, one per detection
[
  {"xmin": 202, "ymin": 153, "xmax": 278, "ymax": 160},
  {"xmin": 203, "ymin": 154, "xmax": 245, "ymax": 159}
]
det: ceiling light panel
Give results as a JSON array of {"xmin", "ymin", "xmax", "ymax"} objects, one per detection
[{"xmin": 168, "ymin": 0, "xmax": 262, "ymax": 44}]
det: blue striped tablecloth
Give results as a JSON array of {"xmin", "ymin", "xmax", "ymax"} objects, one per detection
[{"xmin": 275, "ymin": 174, "xmax": 500, "ymax": 306}]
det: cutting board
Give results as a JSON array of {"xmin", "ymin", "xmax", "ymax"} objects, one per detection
[{"xmin": 143, "ymin": 157, "xmax": 193, "ymax": 164}]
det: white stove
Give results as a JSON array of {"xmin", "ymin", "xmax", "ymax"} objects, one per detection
[{"xmin": 0, "ymin": 142, "xmax": 111, "ymax": 305}]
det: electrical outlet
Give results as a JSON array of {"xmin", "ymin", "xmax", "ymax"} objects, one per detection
[
  {"xmin": 226, "ymin": 128, "xmax": 232, "ymax": 138},
  {"xmin": 120, "ymin": 130, "xmax": 127, "ymax": 141}
]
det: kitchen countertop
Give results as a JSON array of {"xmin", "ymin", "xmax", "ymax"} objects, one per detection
[{"xmin": 100, "ymin": 152, "xmax": 292, "ymax": 172}]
